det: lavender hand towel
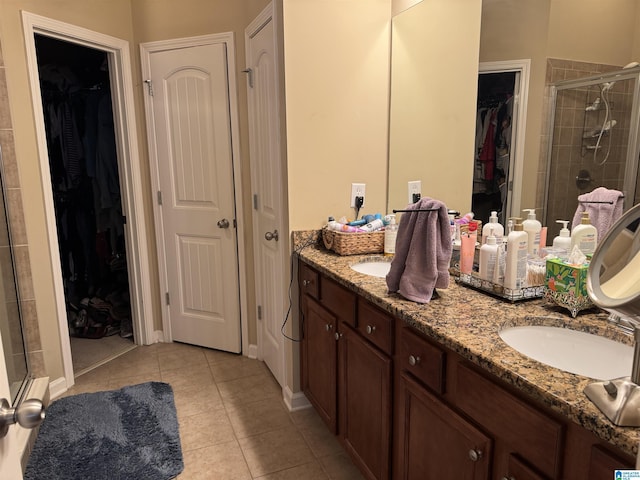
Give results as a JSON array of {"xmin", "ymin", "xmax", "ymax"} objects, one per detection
[
  {"xmin": 571, "ymin": 187, "xmax": 624, "ymax": 240},
  {"xmin": 386, "ymin": 197, "xmax": 452, "ymax": 303}
]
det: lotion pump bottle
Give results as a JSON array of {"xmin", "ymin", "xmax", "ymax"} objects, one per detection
[
  {"xmin": 482, "ymin": 211, "xmax": 504, "ymax": 244},
  {"xmin": 384, "ymin": 214, "xmax": 398, "ymax": 257},
  {"xmin": 504, "ymin": 222, "xmax": 528, "ymax": 290},
  {"xmin": 522, "ymin": 209, "xmax": 542, "ymax": 255},
  {"xmin": 479, "ymin": 229, "xmax": 499, "ymax": 281},
  {"xmin": 552, "ymin": 220, "xmax": 572, "ymax": 252},
  {"xmin": 571, "ymin": 212, "xmax": 598, "ymax": 254}
]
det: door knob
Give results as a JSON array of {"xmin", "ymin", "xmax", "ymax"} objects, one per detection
[
  {"xmin": 265, "ymin": 230, "xmax": 279, "ymax": 241},
  {"xmin": 0, "ymin": 398, "xmax": 45, "ymax": 438},
  {"xmin": 217, "ymin": 219, "xmax": 230, "ymax": 229}
]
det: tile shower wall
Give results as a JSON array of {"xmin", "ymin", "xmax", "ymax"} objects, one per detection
[
  {"xmin": 0, "ymin": 37, "xmax": 45, "ymax": 378},
  {"xmin": 537, "ymin": 58, "xmax": 632, "ymax": 239}
]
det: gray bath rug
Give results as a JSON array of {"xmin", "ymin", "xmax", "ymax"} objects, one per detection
[{"xmin": 24, "ymin": 382, "xmax": 183, "ymax": 480}]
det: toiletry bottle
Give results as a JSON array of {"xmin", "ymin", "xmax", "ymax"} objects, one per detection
[
  {"xmin": 479, "ymin": 229, "xmax": 499, "ymax": 281},
  {"xmin": 384, "ymin": 214, "xmax": 398, "ymax": 257},
  {"xmin": 504, "ymin": 222, "xmax": 528, "ymax": 290},
  {"xmin": 522, "ymin": 209, "xmax": 542, "ymax": 255},
  {"xmin": 360, "ymin": 218, "xmax": 384, "ymax": 232},
  {"xmin": 459, "ymin": 232, "xmax": 476, "ymax": 275},
  {"xmin": 552, "ymin": 220, "xmax": 572, "ymax": 252},
  {"xmin": 571, "ymin": 212, "xmax": 598, "ymax": 254},
  {"xmin": 482, "ymin": 211, "xmax": 504, "ymax": 244}
]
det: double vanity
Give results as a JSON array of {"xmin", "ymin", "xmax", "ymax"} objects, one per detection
[{"xmin": 297, "ymin": 238, "xmax": 639, "ymax": 479}]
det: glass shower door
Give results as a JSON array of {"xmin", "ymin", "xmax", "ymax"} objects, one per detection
[{"xmin": 544, "ymin": 67, "xmax": 640, "ymax": 241}]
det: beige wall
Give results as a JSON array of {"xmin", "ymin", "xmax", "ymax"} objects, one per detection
[
  {"xmin": 0, "ymin": 0, "xmax": 270, "ymax": 383},
  {"xmin": 0, "ymin": 0, "xmax": 137, "ymax": 382},
  {"xmin": 283, "ymin": 0, "xmax": 392, "ymax": 230},
  {"xmin": 479, "ymin": 0, "xmax": 640, "ymax": 213},
  {"xmin": 388, "ymin": 0, "xmax": 482, "ymax": 214}
]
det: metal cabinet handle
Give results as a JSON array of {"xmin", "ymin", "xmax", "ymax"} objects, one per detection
[
  {"xmin": 334, "ymin": 332, "xmax": 343, "ymax": 341},
  {"xmin": 501, "ymin": 476, "xmax": 516, "ymax": 480},
  {"xmin": 365, "ymin": 325, "xmax": 376, "ymax": 334},
  {"xmin": 217, "ymin": 218, "xmax": 230, "ymax": 229},
  {"xmin": 0, "ymin": 398, "xmax": 45, "ymax": 438},
  {"xmin": 265, "ymin": 230, "xmax": 279, "ymax": 241},
  {"xmin": 302, "ymin": 279, "xmax": 312, "ymax": 287},
  {"xmin": 468, "ymin": 449, "xmax": 483, "ymax": 462},
  {"xmin": 325, "ymin": 324, "xmax": 332, "ymax": 331},
  {"xmin": 408, "ymin": 355, "xmax": 421, "ymax": 366}
]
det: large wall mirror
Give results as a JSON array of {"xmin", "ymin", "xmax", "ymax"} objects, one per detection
[
  {"xmin": 0, "ymin": 145, "xmax": 29, "ymax": 404},
  {"xmin": 388, "ymin": 0, "xmax": 640, "ymax": 228}
]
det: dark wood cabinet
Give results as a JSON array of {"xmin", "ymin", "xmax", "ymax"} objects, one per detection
[
  {"xmin": 298, "ymin": 258, "xmax": 636, "ymax": 480},
  {"xmin": 396, "ymin": 372, "xmax": 491, "ymax": 480},
  {"xmin": 301, "ymin": 295, "xmax": 338, "ymax": 432},
  {"xmin": 339, "ymin": 324, "xmax": 392, "ymax": 480}
]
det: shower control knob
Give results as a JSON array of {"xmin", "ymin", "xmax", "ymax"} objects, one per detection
[{"xmin": 0, "ymin": 398, "xmax": 45, "ymax": 438}]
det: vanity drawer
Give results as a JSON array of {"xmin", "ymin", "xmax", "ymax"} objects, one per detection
[
  {"xmin": 321, "ymin": 276, "xmax": 356, "ymax": 326},
  {"xmin": 455, "ymin": 363, "xmax": 564, "ymax": 479},
  {"xmin": 398, "ymin": 327, "xmax": 445, "ymax": 394},
  {"xmin": 299, "ymin": 262, "xmax": 319, "ymax": 299},
  {"xmin": 357, "ymin": 297, "xmax": 394, "ymax": 355}
]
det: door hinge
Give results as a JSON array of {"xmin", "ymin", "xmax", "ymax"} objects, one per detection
[
  {"xmin": 122, "ymin": 215, "xmax": 127, "ymax": 224},
  {"xmin": 242, "ymin": 68, "xmax": 254, "ymax": 88},
  {"xmin": 157, "ymin": 190, "xmax": 163, "ymax": 205},
  {"xmin": 144, "ymin": 79, "xmax": 154, "ymax": 96},
  {"xmin": 253, "ymin": 194, "xmax": 258, "ymax": 210},
  {"xmin": 233, "ymin": 218, "xmax": 237, "ymax": 228},
  {"xmin": 165, "ymin": 292, "xmax": 170, "ymax": 305},
  {"xmin": 257, "ymin": 305, "xmax": 262, "ymax": 320}
]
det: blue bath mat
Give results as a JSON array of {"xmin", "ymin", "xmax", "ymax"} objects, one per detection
[{"xmin": 24, "ymin": 382, "xmax": 183, "ymax": 480}]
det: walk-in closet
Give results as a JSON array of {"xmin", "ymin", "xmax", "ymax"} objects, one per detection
[
  {"xmin": 34, "ymin": 34, "xmax": 135, "ymax": 375},
  {"xmin": 473, "ymin": 71, "xmax": 517, "ymax": 225}
]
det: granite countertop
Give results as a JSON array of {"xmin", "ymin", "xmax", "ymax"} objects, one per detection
[{"xmin": 294, "ymin": 235, "xmax": 640, "ymax": 457}]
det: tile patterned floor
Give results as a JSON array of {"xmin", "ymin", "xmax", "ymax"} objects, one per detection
[{"xmin": 60, "ymin": 342, "xmax": 364, "ymax": 480}]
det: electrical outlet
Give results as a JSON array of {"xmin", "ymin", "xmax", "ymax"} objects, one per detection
[
  {"xmin": 408, "ymin": 180, "xmax": 422, "ymax": 204},
  {"xmin": 350, "ymin": 183, "xmax": 366, "ymax": 208}
]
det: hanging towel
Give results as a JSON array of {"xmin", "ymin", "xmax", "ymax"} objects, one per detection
[
  {"xmin": 571, "ymin": 187, "xmax": 624, "ymax": 240},
  {"xmin": 386, "ymin": 197, "xmax": 452, "ymax": 303}
]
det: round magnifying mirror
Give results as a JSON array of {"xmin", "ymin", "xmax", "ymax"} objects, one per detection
[{"xmin": 588, "ymin": 202, "xmax": 640, "ymax": 321}]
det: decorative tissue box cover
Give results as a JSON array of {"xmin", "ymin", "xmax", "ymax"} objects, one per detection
[{"xmin": 544, "ymin": 258, "xmax": 594, "ymax": 317}]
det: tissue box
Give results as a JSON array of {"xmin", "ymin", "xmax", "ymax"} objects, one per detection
[{"xmin": 544, "ymin": 258, "xmax": 593, "ymax": 317}]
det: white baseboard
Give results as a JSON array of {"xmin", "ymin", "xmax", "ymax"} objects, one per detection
[
  {"xmin": 283, "ymin": 385, "xmax": 311, "ymax": 412},
  {"xmin": 246, "ymin": 343, "xmax": 258, "ymax": 359},
  {"xmin": 48, "ymin": 376, "xmax": 68, "ymax": 401}
]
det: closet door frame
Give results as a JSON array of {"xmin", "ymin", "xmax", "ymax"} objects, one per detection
[
  {"xmin": 21, "ymin": 12, "xmax": 155, "ymax": 394},
  {"xmin": 479, "ymin": 59, "xmax": 530, "ymax": 221}
]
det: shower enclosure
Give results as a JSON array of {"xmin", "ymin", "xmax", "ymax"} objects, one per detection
[{"xmin": 543, "ymin": 65, "xmax": 640, "ymax": 240}]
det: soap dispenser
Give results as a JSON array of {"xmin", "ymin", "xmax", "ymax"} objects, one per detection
[
  {"xmin": 504, "ymin": 221, "xmax": 528, "ymax": 290},
  {"xmin": 552, "ymin": 220, "xmax": 572, "ymax": 253},
  {"xmin": 571, "ymin": 212, "xmax": 598, "ymax": 254},
  {"xmin": 479, "ymin": 228, "xmax": 499, "ymax": 281},
  {"xmin": 384, "ymin": 214, "xmax": 398, "ymax": 257},
  {"xmin": 482, "ymin": 211, "xmax": 504, "ymax": 245},
  {"xmin": 522, "ymin": 209, "xmax": 542, "ymax": 255}
]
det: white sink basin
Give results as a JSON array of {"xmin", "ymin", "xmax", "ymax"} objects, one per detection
[
  {"xmin": 499, "ymin": 325, "xmax": 633, "ymax": 380},
  {"xmin": 350, "ymin": 260, "xmax": 391, "ymax": 278}
]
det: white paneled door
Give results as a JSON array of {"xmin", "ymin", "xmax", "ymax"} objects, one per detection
[
  {"xmin": 246, "ymin": 4, "xmax": 286, "ymax": 386},
  {"xmin": 145, "ymin": 41, "xmax": 241, "ymax": 353}
]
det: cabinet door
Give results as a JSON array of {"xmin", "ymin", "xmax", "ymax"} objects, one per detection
[
  {"xmin": 396, "ymin": 373, "xmax": 492, "ymax": 480},
  {"xmin": 339, "ymin": 325, "xmax": 392, "ymax": 480},
  {"xmin": 302, "ymin": 296, "xmax": 338, "ymax": 432}
]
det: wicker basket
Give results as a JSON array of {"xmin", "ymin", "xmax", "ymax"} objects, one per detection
[{"xmin": 322, "ymin": 228, "xmax": 384, "ymax": 255}]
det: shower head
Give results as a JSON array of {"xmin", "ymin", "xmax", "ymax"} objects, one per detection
[{"xmin": 601, "ymin": 62, "xmax": 639, "ymax": 93}]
